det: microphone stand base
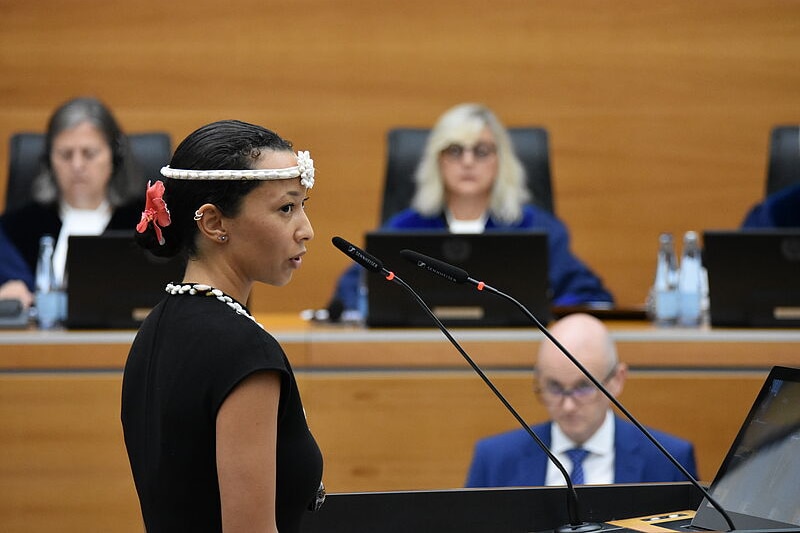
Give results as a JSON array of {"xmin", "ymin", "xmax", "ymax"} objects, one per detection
[{"xmin": 553, "ymin": 522, "xmax": 605, "ymax": 533}]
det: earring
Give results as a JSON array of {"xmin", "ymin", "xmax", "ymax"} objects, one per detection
[
  {"xmin": 219, "ymin": 235, "xmax": 227, "ymax": 242},
  {"xmin": 193, "ymin": 210, "xmax": 203, "ymax": 221}
]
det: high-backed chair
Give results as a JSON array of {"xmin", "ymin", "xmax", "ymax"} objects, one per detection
[
  {"xmin": 765, "ymin": 125, "xmax": 800, "ymax": 196},
  {"xmin": 5, "ymin": 132, "xmax": 172, "ymax": 213},
  {"xmin": 379, "ymin": 127, "xmax": 554, "ymax": 225}
]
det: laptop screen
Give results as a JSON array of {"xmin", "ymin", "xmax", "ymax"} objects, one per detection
[
  {"xmin": 65, "ymin": 232, "xmax": 185, "ymax": 329},
  {"xmin": 692, "ymin": 365, "xmax": 800, "ymax": 530},
  {"xmin": 364, "ymin": 231, "xmax": 551, "ymax": 328},
  {"xmin": 703, "ymin": 230, "xmax": 800, "ymax": 328}
]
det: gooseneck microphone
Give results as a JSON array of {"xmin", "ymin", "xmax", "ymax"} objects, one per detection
[
  {"xmin": 332, "ymin": 236, "xmax": 392, "ymax": 276},
  {"xmin": 332, "ymin": 237, "xmax": 601, "ymax": 533},
  {"xmin": 400, "ymin": 248, "xmax": 737, "ymax": 532}
]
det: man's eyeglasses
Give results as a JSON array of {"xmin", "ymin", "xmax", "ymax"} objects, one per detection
[
  {"xmin": 536, "ymin": 366, "xmax": 618, "ymax": 406},
  {"xmin": 440, "ymin": 142, "xmax": 497, "ymax": 162}
]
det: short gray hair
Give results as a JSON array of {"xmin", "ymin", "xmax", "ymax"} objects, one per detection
[{"xmin": 32, "ymin": 96, "xmax": 141, "ymax": 207}]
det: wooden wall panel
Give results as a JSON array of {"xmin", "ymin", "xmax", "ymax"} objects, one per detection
[
  {"xmin": 0, "ymin": 375, "xmax": 141, "ymax": 533},
  {"xmin": 0, "ymin": 370, "xmax": 764, "ymax": 532},
  {"xmin": 1, "ymin": 1, "xmax": 800, "ymax": 312},
  {"xmin": 301, "ymin": 370, "xmax": 764, "ymax": 492}
]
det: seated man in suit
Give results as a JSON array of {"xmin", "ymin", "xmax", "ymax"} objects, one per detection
[{"xmin": 465, "ymin": 313, "xmax": 697, "ymax": 487}]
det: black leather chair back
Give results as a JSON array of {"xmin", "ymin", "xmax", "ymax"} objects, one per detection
[
  {"xmin": 766, "ymin": 125, "xmax": 800, "ymax": 196},
  {"xmin": 5, "ymin": 132, "xmax": 172, "ymax": 212},
  {"xmin": 380, "ymin": 127, "xmax": 554, "ymax": 225}
]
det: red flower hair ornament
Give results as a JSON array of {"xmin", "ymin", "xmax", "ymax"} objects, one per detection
[{"xmin": 136, "ymin": 180, "xmax": 172, "ymax": 245}]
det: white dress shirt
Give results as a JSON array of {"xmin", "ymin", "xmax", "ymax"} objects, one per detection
[
  {"xmin": 545, "ymin": 409, "xmax": 616, "ymax": 486},
  {"xmin": 53, "ymin": 200, "xmax": 112, "ymax": 287},
  {"xmin": 445, "ymin": 210, "xmax": 488, "ymax": 234}
]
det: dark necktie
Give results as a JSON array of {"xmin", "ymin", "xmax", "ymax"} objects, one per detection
[{"xmin": 566, "ymin": 448, "xmax": 589, "ymax": 485}]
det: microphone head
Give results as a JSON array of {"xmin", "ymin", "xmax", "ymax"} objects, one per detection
[
  {"xmin": 400, "ymin": 249, "xmax": 470, "ymax": 284},
  {"xmin": 332, "ymin": 236, "xmax": 383, "ymax": 273}
]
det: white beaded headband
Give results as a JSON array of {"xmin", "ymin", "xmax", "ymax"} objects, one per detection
[{"xmin": 160, "ymin": 150, "xmax": 315, "ymax": 189}]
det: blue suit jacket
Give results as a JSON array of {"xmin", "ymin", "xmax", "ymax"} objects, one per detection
[{"xmin": 465, "ymin": 416, "xmax": 697, "ymax": 488}]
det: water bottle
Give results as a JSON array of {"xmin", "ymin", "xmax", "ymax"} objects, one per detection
[
  {"xmin": 35, "ymin": 235, "xmax": 64, "ymax": 329},
  {"xmin": 677, "ymin": 231, "xmax": 703, "ymax": 327},
  {"xmin": 357, "ymin": 270, "xmax": 369, "ymax": 323},
  {"xmin": 652, "ymin": 232, "xmax": 679, "ymax": 326}
]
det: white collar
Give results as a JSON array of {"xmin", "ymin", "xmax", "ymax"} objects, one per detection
[
  {"xmin": 59, "ymin": 199, "xmax": 112, "ymax": 219},
  {"xmin": 551, "ymin": 409, "xmax": 615, "ymax": 456},
  {"xmin": 54, "ymin": 199, "xmax": 113, "ymax": 287},
  {"xmin": 445, "ymin": 210, "xmax": 488, "ymax": 234}
]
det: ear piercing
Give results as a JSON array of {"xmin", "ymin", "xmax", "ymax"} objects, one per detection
[{"xmin": 194, "ymin": 210, "xmax": 226, "ymax": 242}]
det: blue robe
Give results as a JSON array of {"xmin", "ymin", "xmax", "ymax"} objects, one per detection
[
  {"xmin": 741, "ymin": 183, "xmax": 800, "ymax": 228},
  {"xmin": 331, "ymin": 205, "xmax": 613, "ymax": 310}
]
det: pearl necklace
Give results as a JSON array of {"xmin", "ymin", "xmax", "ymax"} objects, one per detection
[{"xmin": 165, "ymin": 282, "xmax": 264, "ymax": 330}]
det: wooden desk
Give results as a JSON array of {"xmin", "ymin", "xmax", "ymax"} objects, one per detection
[
  {"xmin": 3, "ymin": 317, "xmax": 800, "ymax": 370},
  {"xmin": 301, "ymin": 321, "xmax": 800, "ymax": 369},
  {"xmin": 0, "ymin": 318, "xmax": 798, "ymax": 532}
]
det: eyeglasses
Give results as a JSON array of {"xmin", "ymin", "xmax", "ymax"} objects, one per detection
[
  {"xmin": 440, "ymin": 142, "xmax": 497, "ymax": 162},
  {"xmin": 536, "ymin": 366, "xmax": 618, "ymax": 406}
]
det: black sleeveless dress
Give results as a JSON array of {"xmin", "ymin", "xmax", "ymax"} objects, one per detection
[{"xmin": 121, "ymin": 291, "xmax": 323, "ymax": 532}]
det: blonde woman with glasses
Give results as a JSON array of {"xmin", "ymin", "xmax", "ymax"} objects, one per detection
[{"xmin": 330, "ymin": 103, "xmax": 613, "ymax": 315}]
